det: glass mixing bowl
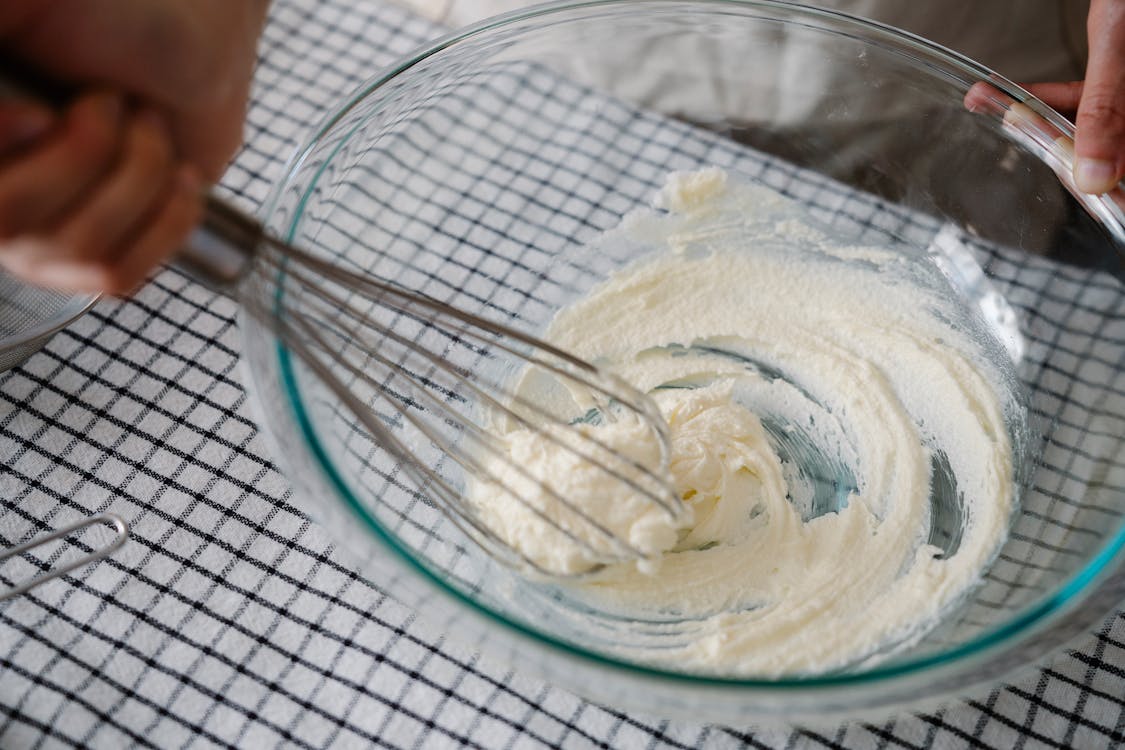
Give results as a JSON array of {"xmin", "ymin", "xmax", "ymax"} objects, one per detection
[{"xmin": 241, "ymin": 0, "xmax": 1125, "ymax": 723}]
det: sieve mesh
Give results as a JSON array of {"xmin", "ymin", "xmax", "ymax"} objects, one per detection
[{"xmin": 0, "ymin": 271, "xmax": 96, "ymax": 372}]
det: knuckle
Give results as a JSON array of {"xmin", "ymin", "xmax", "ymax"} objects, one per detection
[{"xmin": 1079, "ymin": 95, "xmax": 1125, "ymax": 132}]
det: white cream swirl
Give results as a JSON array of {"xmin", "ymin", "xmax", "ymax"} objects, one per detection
[{"xmin": 470, "ymin": 168, "xmax": 1021, "ymax": 675}]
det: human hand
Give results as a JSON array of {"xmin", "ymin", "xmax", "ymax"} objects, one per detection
[
  {"xmin": 1022, "ymin": 0, "xmax": 1124, "ymax": 195},
  {"xmin": 0, "ymin": 0, "xmax": 269, "ymax": 294}
]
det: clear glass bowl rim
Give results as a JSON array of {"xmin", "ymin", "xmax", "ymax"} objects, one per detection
[{"xmin": 260, "ymin": 0, "xmax": 1125, "ymax": 690}]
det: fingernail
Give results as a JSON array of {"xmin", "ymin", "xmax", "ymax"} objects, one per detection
[{"xmin": 1073, "ymin": 158, "xmax": 1119, "ymax": 194}]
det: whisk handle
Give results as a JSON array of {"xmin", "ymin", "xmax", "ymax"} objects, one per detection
[{"xmin": 178, "ymin": 195, "xmax": 263, "ymax": 291}]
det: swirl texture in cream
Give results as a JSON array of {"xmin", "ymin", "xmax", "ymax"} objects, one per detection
[{"xmin": 470, "ymin": 168, "xmax": 1022, "ymax": 675}]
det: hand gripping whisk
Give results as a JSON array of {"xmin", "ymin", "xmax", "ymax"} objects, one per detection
[{"xmin": 181, "ymin": 196, "xmax": 686, "ymax": 576}]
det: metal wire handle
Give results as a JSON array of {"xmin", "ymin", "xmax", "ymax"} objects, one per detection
[{"xmin": 0, "ymin": 513, "xmax": 130, "ymax": 602}]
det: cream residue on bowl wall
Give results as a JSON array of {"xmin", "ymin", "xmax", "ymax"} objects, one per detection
[{"xmin": 468, "ymin": 167, "xmax": 1023, "ymax": 676}]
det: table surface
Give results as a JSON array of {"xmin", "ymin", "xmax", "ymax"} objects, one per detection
[{"xmin": 1, "ymin": 1, "xmax": 1124, "ymax": 748}]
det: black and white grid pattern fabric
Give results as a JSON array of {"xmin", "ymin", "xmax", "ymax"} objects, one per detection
[{"xmin": 1, "ymin": 1, "xmax": 1123, "ymax": 748}]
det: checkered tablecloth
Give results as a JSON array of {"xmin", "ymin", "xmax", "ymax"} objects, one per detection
[{"xmin": 1, "ymin": 1, "xmax": 1124, "ymax": 748}]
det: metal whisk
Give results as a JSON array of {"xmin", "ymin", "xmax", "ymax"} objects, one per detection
[
  {"xmin": 181, "ymin": 196, "xmax": 685, "ymax": 576},
  {"xmin": 0, "ymin": 61, "xmax": 682, "ymax": 582}
]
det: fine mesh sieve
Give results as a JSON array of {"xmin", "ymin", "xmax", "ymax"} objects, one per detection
[{"xmin": 0, "ymin": 270, "xmax": 97, "ymax": 372}]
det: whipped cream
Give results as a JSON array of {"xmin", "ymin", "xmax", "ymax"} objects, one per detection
[
  {"xmin": 471, "ymin": 415, "xmax": 683, "ymax": 575},
  {"xmin": 469, "ymin": 168, "xmax": 1021, "ymax": 675}
]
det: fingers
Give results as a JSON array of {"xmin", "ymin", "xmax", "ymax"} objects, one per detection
[
  {"xmin": 1073, "ymin": 0, "xmax": 1125, "ymax": 193},
  {"xmin": 54, "ymin": 110, "xmax": 174, "ymax": 260},
  {"xmin": 964, "ymin": 82, "xmax": 1014, "ymax": 117},
  {"xmin": 0, "ymin": 104, "xmax": 204, "ymax": 295},
  {"xmin": 0, "ymin": 92, "xmax": 123, "ymax": 235},
  {"xmin": 16, "ymin": 167, "xmax": 203, "ymax": 295},
  {"xmin": 1022, "ymin": 82, "xmax": 1084, "ymax": 118},
  {"xmin": 109, "ymin": 166, "xmax": 203, "ymax": 293}
]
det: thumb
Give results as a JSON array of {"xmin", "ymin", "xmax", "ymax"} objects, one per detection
[{"xmin": 1073, "ymin": 0, "xmax": 1125, "ymax": 193}]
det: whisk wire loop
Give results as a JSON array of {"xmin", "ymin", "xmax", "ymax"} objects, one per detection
[
  {"xmin": 265, "ymin": 250, "xmax": 682, "ymax": 524},
  {"xmin": 191, "ymin": 208, "xmax": 686, "ymax": 577},
  {"xmin": 287, "ymin": 308, "xmax": 648, "ymax": 564}
]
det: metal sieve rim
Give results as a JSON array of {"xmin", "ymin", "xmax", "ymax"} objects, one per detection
[{"xmin": 0, "ymin": 292, "xmax": 99, "ymax": 371}]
